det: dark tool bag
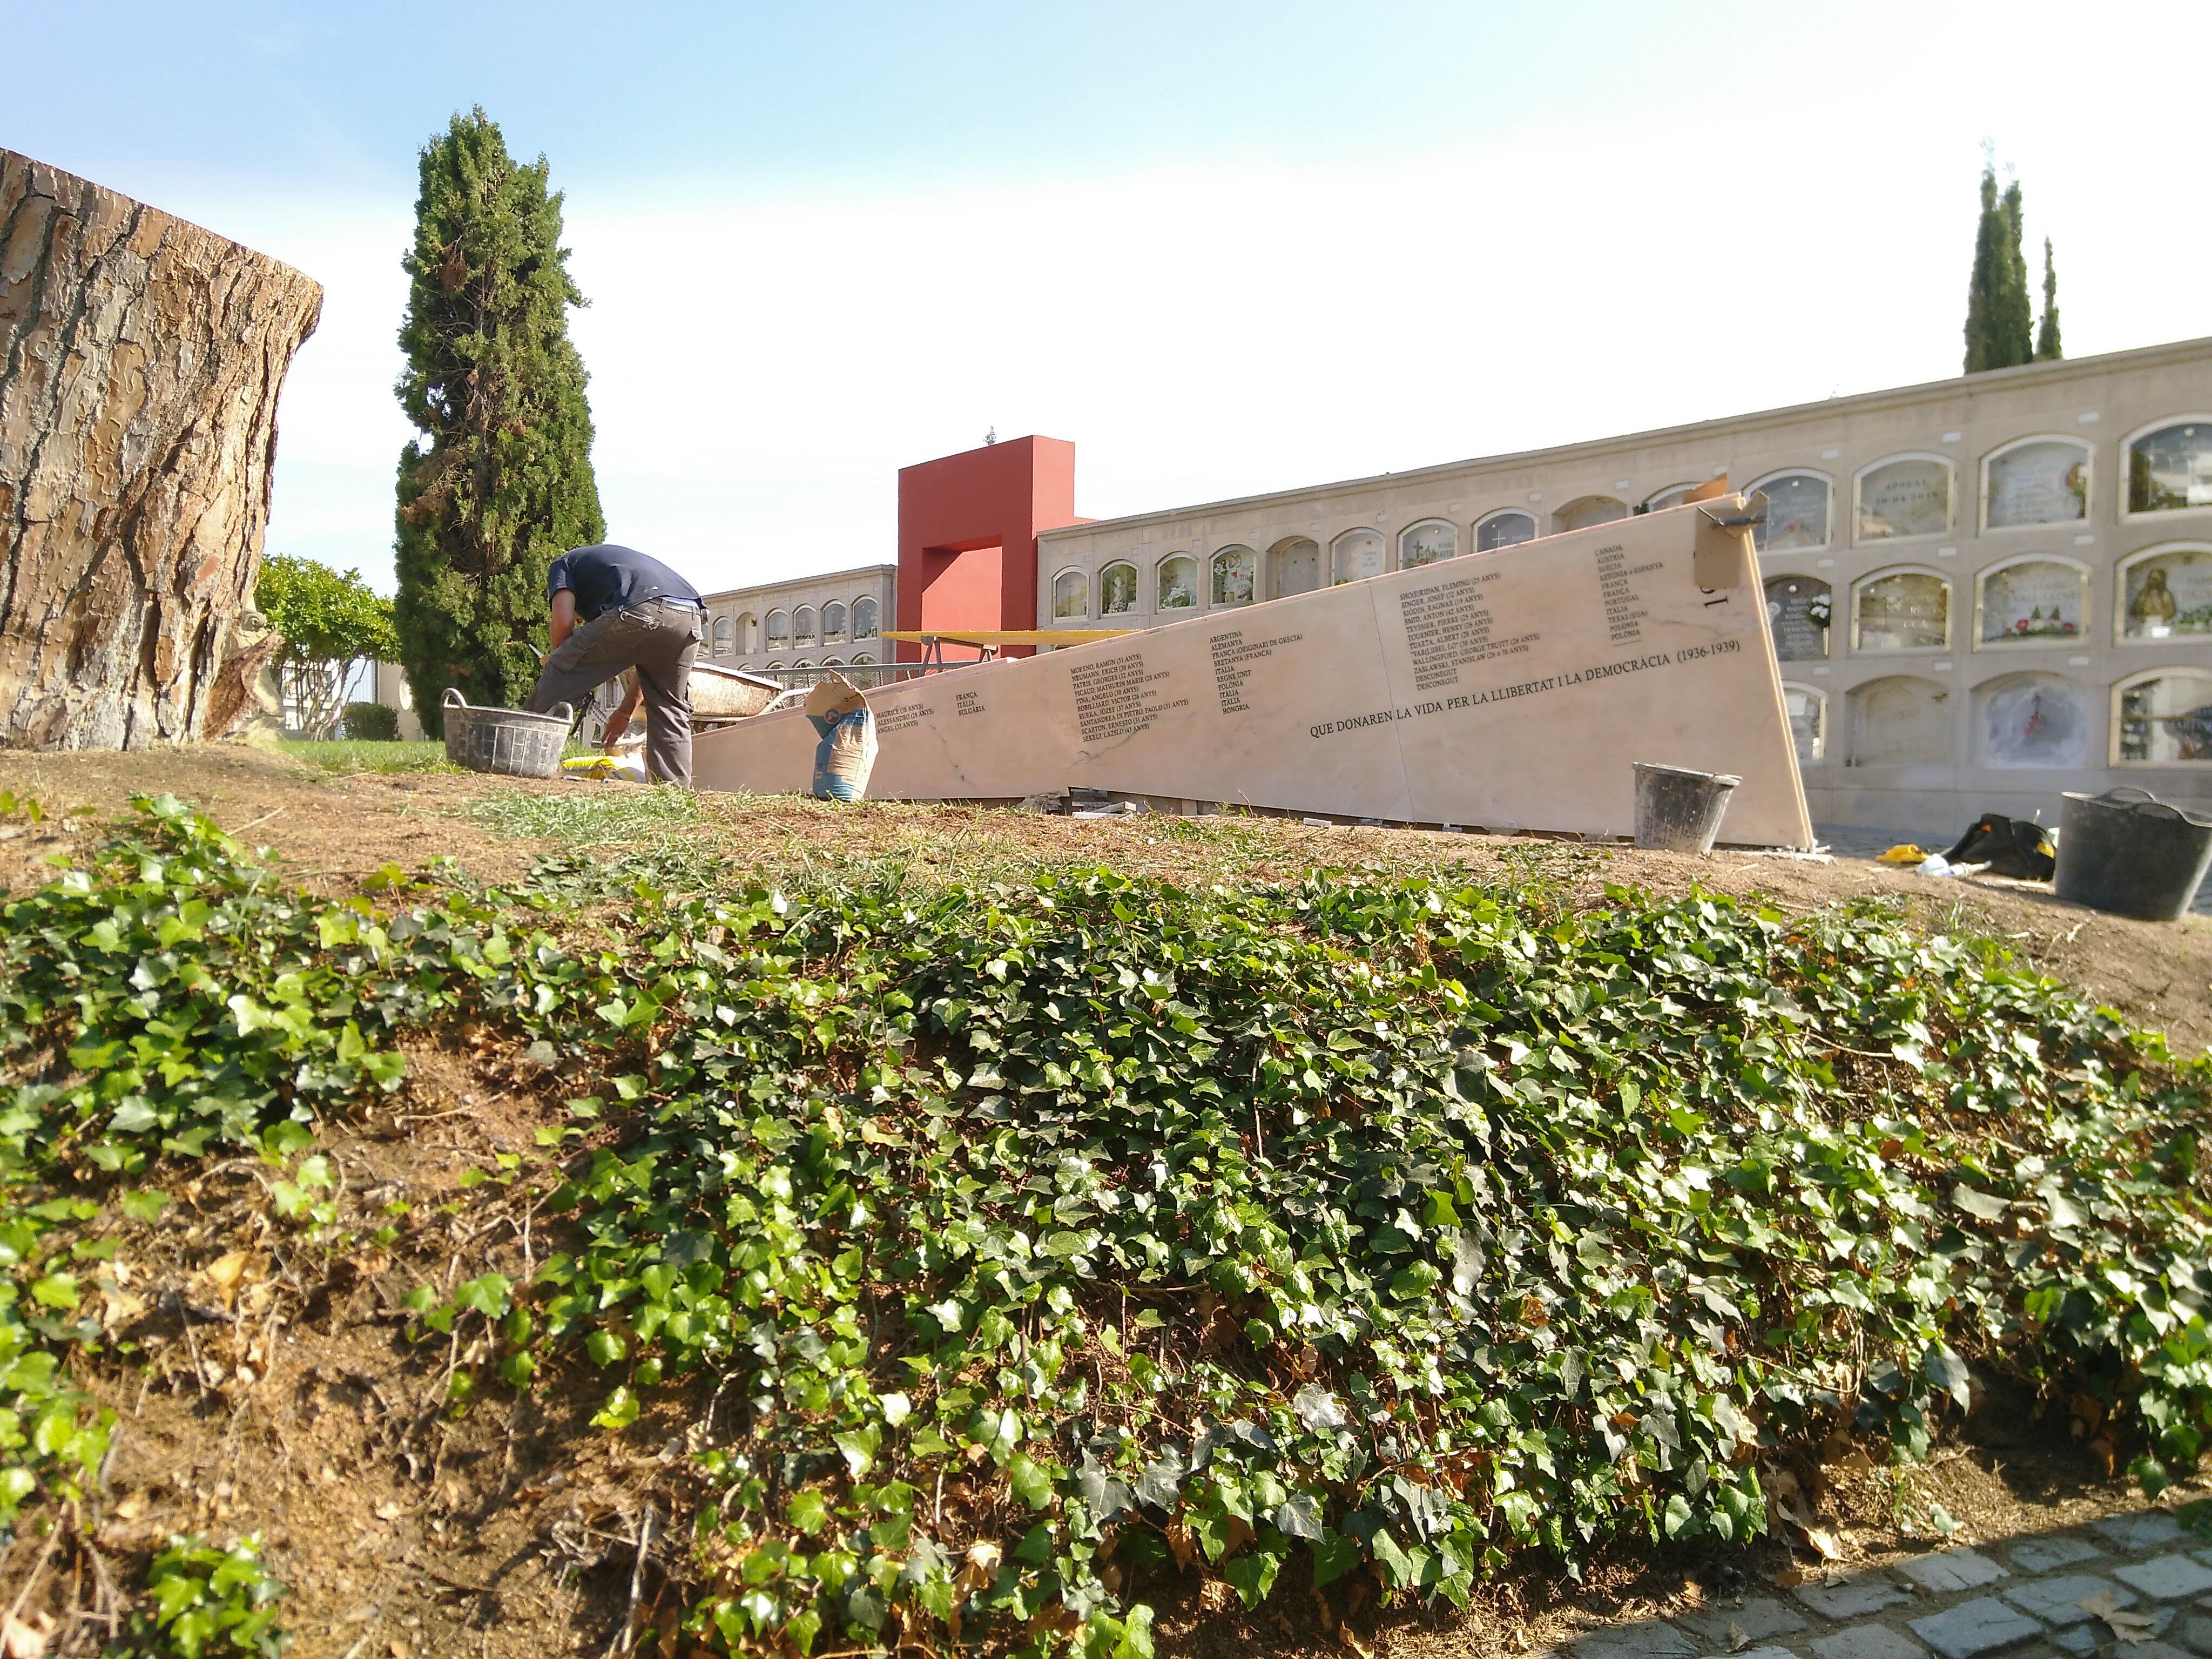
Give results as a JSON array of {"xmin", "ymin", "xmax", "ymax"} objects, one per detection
[{"xmin": 1939, "ymin": 812, "xmax": 2056, "ymax": 881}]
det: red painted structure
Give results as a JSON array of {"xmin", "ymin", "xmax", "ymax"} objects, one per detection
[{"xmin": 894, "ymin": 436, "xmax": 1083, "ymax": 663}]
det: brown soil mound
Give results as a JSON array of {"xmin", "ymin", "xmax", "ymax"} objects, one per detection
[{"xmin": 0, "ymin": 744, "xmax": 2205, "ymax": 1657}]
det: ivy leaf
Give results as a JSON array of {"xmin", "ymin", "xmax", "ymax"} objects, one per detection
[
  {"xmin": 1008, "ymin": 1453, "xmax": 1054, "ymax": 1510},
  {"xmin": 1222, "ymin": 1546, "xmax": 1281, "ymax": 1607},
  {"xmin": 788, "ymin": 1488, "xmax": 830, "ymax": 1535},
  {"xmin": 1950, "ymin": 1184, "xmax": 2010, "ymax": 1222},
  {"xmin": 1923, "ymin": 1343, "xmax": 1974, "ymax": 1410},
  {"xmin": 1134, "ymin": 1449, "xmax": 1186, "ymax": 1509},
  {"xmin": 1271, "ymin": 1492, "xmax": 1323, "ymax": 1540},
  {"xmin": 1076, "ymin": 1458, "xmax": 1135, "ymax": 1522},
  {"xmin": 1292, "ymin": 1385, "xmax": 1347, "ymax": 1433},
  {"xmin": 591, "ymin": 1387, "xmax": 639, "ymax": 1430}
]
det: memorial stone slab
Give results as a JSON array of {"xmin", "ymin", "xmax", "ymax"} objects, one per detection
[
  {"xmin": 2001, "ymin": 1576, "xmax": 2134, "ymax": 1627},
  {"xmin": 2049, "ymin": 1625, "xmax": 2096, "ymax": 1657},
  {"xmin": 694, "ymin": 502, "xmax": 1813, "ymax": 847},
  {"xmin": 2007, "ymin": 1540, "xmax": 2105, "ymax": 1575},
  {"xmin": 1908, "ymin": 1597, "xmax": 2044, "ymax": 1659},
  {"xmin": 1677, "ymin": 1599, "xmax": 1810, "ymax": 1645},
  {"xmin": 1897, "ymin": 1551, "xmax": 2009, "ymax": 1594},
  {"xmin": 2093, "ymin": 1515, "xmax": 2184, "ymax": 1552},
  {"xmin": 1796, "ymin": 1575, "xmax": 1915, "ymax": 1621},
  {"xmin": 1572, "ymin": 1618, "xmax": 1698, "ymax": 1659},
  {"xmin": 1811, "ymin": 1627, "xmax": 1928, "ymax": 1659},
  {"xmin": 2113, "ymin": 1559, "xmax": 2212, "ymax": 1602}
]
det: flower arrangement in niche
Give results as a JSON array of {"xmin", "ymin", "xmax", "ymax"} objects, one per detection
[
  {"xmin": 1804, "ymin": 594, "xmax": 1832, "ymax": 630},
  {"xmin": 2009, "ymin": 606, "xmax": 2078, "ymax": 637}
]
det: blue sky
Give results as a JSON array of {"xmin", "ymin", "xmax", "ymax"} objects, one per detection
[{"xmin": 9, "ymin": 2, "xmax": 2208, "ymax": 595}]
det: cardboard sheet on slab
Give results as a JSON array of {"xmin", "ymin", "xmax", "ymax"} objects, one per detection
[{"xmin": 692, "ymin": 500, "xmax": 1815, "ymax": 847}]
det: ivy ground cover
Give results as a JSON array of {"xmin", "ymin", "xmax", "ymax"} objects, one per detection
[{"xmin": 0, "ymin": 795, "xmax": 2206, "ymax": 1656}]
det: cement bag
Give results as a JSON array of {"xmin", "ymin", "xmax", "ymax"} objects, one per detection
[{"xmin": 805, "ymin": 673, "xmax": 877, "ymax": 802}]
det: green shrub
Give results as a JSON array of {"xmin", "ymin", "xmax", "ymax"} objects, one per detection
[
  {"xmin": 114, "ymin": 1533, "xmax": 290, "ymax": 1657},
  {"xmin": 340, "ymin": 700, "xmax": 398, "ymax": 740}
]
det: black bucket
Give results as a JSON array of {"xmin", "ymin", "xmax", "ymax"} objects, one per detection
[
  {"xmin": 1632, "ymin": 763, "xmax": 1742, "ymax": 855},
  {"xmin": 2052, "ymin": 787, "xmax": 2212, "ymax": 921}
]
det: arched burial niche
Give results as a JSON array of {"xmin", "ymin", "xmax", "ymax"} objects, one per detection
[
  {"xmin": 1052, "ymin": 569, "xmax": 1089, "ymax": 621},
  {"xmin": 2116, "ymin": 544, "xmax": 2212, "ymax": 642},
  {"xmin": 793, "ymin": 605, "xmax": 818, "ymax": 645},
  {"xmin": 1211, "ymin": 546, "xmax": 1257, "ymax": 608},
  {"xmin": 1156, "ymin": 554, "xmax": 1199, "ymax": 610},
  {"xmin": 1764, "ymin": 575, "xmax": 1832, "ymax": 661},
  {"xmin": 1855, "ymin": 455, "xmax": 1953, "ymax": 543},
  {"xmin": 1852, "ymin": 569, "xmax": 1951, "ymax": 652},
  {"xmin": 821, "ymin": 602, "xmax": 847, "ymax": 640},
  {"xmin": 1975, "ymin": 557, "xmax": 2087, "ymax": 646},
  {"xmin": 1474, "ymin": 510, "xmax": 1536, "ymax": 552},
  {"xmin": 1270, "ymin": 536, "xmax": 1320, "ymax": 599},
  {"xmin": 2114, "ymin": 667, "xmax": 2212, "ymax": 764},
  {"xmin": 1098, "ymin": 562, "xmax": 1139, "ymax": 616},
  {"xmin": 1332, "ymin": 529, "xmax": 1385, "ymax": 585},
  {"xmin": 1982, "ymin": 436, "xmax": 2090, "ymax": 530},
  {"xmin": 1975, "ymin": 672, "xmax": 2090, "ymax": 768},
  {"xmin": 852, "ymin": 597, "xmax": 879, "ymax": 639},
  {"xmin": 1849, "ymin": 676, "xmax": 1952, "ymax": 767},
  {"xmin": 1782, "ymin": 684, "xmax": 1827, "ymax": 764},
  {"xmin": 1398, "ymin": 519, "xmax": 1458, "ymax": 570},
  {"xmin": 1554, "ymin": 496, "xmax": 1627, "ymax": 534},
  {"xmin": 711, "ymin": 616, "xmax": 734, "ymax": 655},
  {"xmin": 2125, "ymin": 419, "xmax": 2212, "ymax": 517},
  {"xmin": 1746, "ymin": 472, "xmax": 1831, "ymax": 552},
  {"xmin": 737, "ymin": 613, "xmax": 760, "ymax": 653},
  {"xmin": 765, "ymin": 609, "xmax": 791, "ymax": 646},
  {"xmin": 1641, "ymin": 483, "xmax": 1696, "ymax": 514}
]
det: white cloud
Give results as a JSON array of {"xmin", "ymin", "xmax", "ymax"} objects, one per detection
[{"xmin": 222, "ymin": 18, "xmax": 2209, "ymax": 600}]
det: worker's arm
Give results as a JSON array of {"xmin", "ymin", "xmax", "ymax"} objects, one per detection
[
  {"xmin": 601, "ymin": 675, "xmax": 642, "ymax": 750},
  {"xmin": 548, "ymin": 589, "xmax": 577, "ymax": 651}
]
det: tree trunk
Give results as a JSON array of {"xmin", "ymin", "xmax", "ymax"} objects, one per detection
[{"xmin": 0, "ymin": 149, "xmax": 322, "ymax": 748}]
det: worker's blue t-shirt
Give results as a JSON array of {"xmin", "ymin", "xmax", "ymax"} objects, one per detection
[{"xmin": 545, "ymin": 545, "xmax": 702, "ymax": 623}]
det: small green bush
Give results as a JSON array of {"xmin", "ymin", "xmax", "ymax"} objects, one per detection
[
  {"xmin": 341, "ymin": 700, "xmax": 399, "ymax": 740},
  {"xmin": 115, "ymin": 1532, "xmax": 289, "ymax": 1656}
]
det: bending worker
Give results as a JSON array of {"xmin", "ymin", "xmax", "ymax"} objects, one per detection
[{"xmin": 526, "ymin": 542, "xmax": 705, "ymax": 785}]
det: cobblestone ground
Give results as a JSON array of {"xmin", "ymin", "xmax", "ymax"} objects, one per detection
[{"xmin": 1563, "ymin": 1513, "xmax": 2212, "ymax": 1659}]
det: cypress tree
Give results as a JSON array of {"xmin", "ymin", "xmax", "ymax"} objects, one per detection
[
  {"xmin": 393, "ymin": 108, "xmax": 604, "ymax": 733},
  {"xmin": 1964, "ymin": 164, "xmax": 2035, "ymax": 373},
  {"xmin": 1995, "ymin": 179, "xmax": 2033, "ymax": 365},
  {"xmin": 2035, "ymin": 235, "xmax": 2063, "ymax": 361}
]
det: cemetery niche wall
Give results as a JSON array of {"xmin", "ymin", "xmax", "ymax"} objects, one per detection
[{"xmin": 693, "ymin": 499, "xmax": 1816, "ymax": 848}]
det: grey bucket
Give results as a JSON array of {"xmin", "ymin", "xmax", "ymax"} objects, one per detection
[
  {"xmin": 2052, "ymin": 787, "xmax": 2212, "ymax": 921},
  {"xmin": 441, "ymin": 689, "xmax": 573, "ymax": 779},
  {"xmin": 1632, "ymin": 763, "xmax": 1742, "ymax": 854}
]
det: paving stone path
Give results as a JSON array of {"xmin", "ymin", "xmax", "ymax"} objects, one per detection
[{"xmin": 1565, "ymin": 1513, "xmax": 2212, "ymax": 1659}]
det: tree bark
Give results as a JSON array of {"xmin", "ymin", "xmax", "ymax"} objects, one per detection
[{"xmin": 0, "ymin": 149, "xmax": 322, "ymax": 748}]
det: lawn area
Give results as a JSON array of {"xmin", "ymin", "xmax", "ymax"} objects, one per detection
[{"xmin": 276, "ymin": 737, "xmax": 457, "ymax": 774}]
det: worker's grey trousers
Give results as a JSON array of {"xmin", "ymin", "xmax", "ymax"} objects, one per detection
[{"xmin": 527, "ymin": 598, "xmax": 704, "ymax": 785}]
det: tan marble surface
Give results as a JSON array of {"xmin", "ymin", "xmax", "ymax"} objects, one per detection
[{"xmin": 692, "ymin": 501, "xmax": 1815, "ymax": 847}]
